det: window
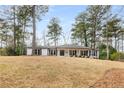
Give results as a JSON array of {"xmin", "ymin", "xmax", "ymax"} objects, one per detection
[
  {"xmin": 69, "ymin": 50, "xmax": 73, "ymax": 56},
  {"xmin": 93, "ymin": 50, "xmax": 95, "ymax": 56},
  {"xmin": 35, "ymin": 49, "xmax": 37, "ymax": 55},
  {"xmin": 38, "ymin": 49, "xmax": 41, "ymax": 55},
  {"xmin": 60, "ymin": 50, "xmax": 64, "ymax": 56},
  {"xmin": 51, "ymin": 50, "xmax": 53, "ymax": 55},
  {"xmin": 81, "ymin": 51, "xmax": 83, "ymax": 56},
  {"xmin": 96, "ymin": 50, "xmax": 97, "ymax": 56},
  {"xmin": 89, "ymin": 51, "xmax": 91, "ymax": 56},
  {"xmin": 53, "ymin": 50, "xmax": 56, "ymax": 55},
  {"xmin": 73, "ymin": 50, "xmax": 76, "ymax": 55},
  {"xmin": 85, "ymin": 51, "xmax": 88, "ymax": 56}
]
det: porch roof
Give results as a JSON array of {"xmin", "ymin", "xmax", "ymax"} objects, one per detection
[{"xmin": 27, "ymin": 44, "xmax": 99, "ymax": 50}]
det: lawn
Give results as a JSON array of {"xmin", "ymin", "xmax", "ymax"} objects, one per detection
[{"xmin": 0, "ymin": 56, "xmax": 124, "ymax": 88}]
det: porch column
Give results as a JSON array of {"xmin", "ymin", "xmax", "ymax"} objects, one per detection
[
  {"xmin": 92, "ymin": 50, "xmax": 94, "ymax": 57},
  {"xmin": 40, "ymin": 49, "xmax": 42, "ymax": 55},
  {"xmin": 88, "ymin": 50, "xmax": 89, "ymax": 57},
  {"xmin": 67, "ymin": 49, "xmax": 69, "ymax": 57},
  {"xmin": 49, "ymin": 50, "xmax": 51, "ymax": 56},
  {"xmin": 89, "ymin": 50, "xmax": 90, "ymax": 57},
  {"xmin": 52, "ymin": 50, "xmax": 54, "ymax": 56},
  {"xmin": 47, "ymin": 49, "xmax": 49, "ymax": 56},
  {"xmin": 65, "ymin": 49, "xmax": 69, "ymax": 57},
  {"xmin": 76, "ymin": 50, "xmax": 79, "ymax": 57},
  {"xmin": 37, "ymin": 49, "xmax": 38, "ymax": 55},
  {"xmin": 91, "ymin": 50, "xmax": 93, "ymax": 57},
  {"xmin": 79, "ymin": 50, "xmax": 81, "ymax": 57}
]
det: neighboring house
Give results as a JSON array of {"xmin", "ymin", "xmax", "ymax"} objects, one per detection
[{"xmin": 27, "ymin": 44, "xmax": 99, "ymax": 58}]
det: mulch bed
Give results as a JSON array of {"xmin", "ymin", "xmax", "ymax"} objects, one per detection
[{"xmin": 91, "ymin": 68, "xmax": 124, "ymax": 88}]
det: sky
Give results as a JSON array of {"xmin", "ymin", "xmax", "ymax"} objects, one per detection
[
  {"xmin": 27, "ymin": 5, "xmax": 124, "ymax": 46},
  {"xmin": 0, "ymin": 5, "xmax": 123, "ymax": 47},
  {"xmin": 36, "ymin": 5, "xmax": 87, "ymax": 46}
]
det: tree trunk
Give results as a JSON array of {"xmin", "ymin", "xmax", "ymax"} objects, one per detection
[
  {"xmin": 43, "ymin": 31, "xmax": 46, "ymax": 46},
  {"xmin": 80, "ymin": 37, "xmax": 83, "ymax": 46},
  {"xmin": 90, "ymin": 30, "xmax": 93, "ymax": 49},
  {"xmin": 92, "ymin": 26, "xmax": 96, "ymax": 49},
  {"xmin": 84, "ymin": 30, "xmax": 88, "ymax": 47},
  {"xmin": 122, "ymin": 32, "xmax": 123, "ymax": 52},
  {"xmin": 0, "ymin": 38, "xmax": 2, "ymax": 55},
  {"xmin": 13, "ymin": 6, "xmax": 16, "ymax": 55},
  {"xmin": 115, "ymin": 35, "xmax": 117, "ymax": 50},
  {"xmin": 5, "ymin": 32, "xmax": 7, "ymax": 47},
  {"xmin": 54, "ymin": 39, "xmax": 56, "ymax": 47},
  {"xmin": 92, "ymin": 28, "xmax": 96, "ymax": 50},
  {"xmin": 22, "ymin": 22, "xmax": 26, "ymax": 55},
  {"xmin": 118, "ymin": 38, "xmax": 120, "ymax": 60},
  {"xmin": 93, "ymin": 19, "xmax": 97, "ymax": 49},
  {"xmin": 32, "ymin": 5, "xmax": 36, "ymax": 55},
  {"xmin": 1, "ymin": 38, "xmax": 3, "ymax": 49},
  {"xmin": 106, "ymin": 36, "xmax": 109, "ymax": 60},
  {"xmin": 118, "ymin": 38, "xmax": 120, "ymax": 52}
]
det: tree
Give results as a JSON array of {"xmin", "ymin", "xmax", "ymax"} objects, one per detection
[
  {"xmin": 0, "ymin": 22, "xmax": 10, "ymax": 47},
  {"xmin": 102, "ymin": 16, "xmax": 122, "ymax": 59},
  {"xmin": 110, "ymin": 18, "xmax": 121, "ymax": 49},
  {"xmin": 99, "ymin": 43, "xmax": 117, "ymax": 60},
  {"xmin": 71, "ymin": 12, "xmax": 89, "ymax": 47},
  {"xmin": 16, "ymin": 5, "xmax": 32, "ymax": 54},
  {"xmin": 0, "ymin": 5, "xmax": 48, "ymax": 55},
  {"xmin": 119, "ymin": 29, "xmax": 124, "ymax": 52},
  {"xmin": 87, "ymin": 5, "xmax": 111, "ymax": 49},
  {"xmin": 8, "ymin": 6, "xmax": 30, "ymax": 55},
  {"xmin": 47, "ymin": 17, "xmax": 62, "ymax": 47},
  {"xmin": 13, "ymin": 6, "xmax": 16, "ymax": 55},
  {"xmin": 0, "ymin": 19, "xmax": 5, "ymax": 48},
  {"xmin": 31, "ymin": 5, "xmax": 49, "ymax": 55},
  {"xmin": 32, "ymin": 5, "xmax": 36, "ymax": 55},
  {"xmin": 102, "ymin": 20, "xmax": 113, "ymax": 59},
  {"xmin": 4, "ymin": 5, "xmax": 21, "ymax": 55}
]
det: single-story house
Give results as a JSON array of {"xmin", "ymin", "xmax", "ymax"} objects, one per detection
[{"xmin": 27, "ymin": 45, "xmax": 99, "ymax": 58}]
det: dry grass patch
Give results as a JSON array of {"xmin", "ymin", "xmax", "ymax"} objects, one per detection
[{"xmin": 0, "ymin": 56, "xmax": 124, "ymax": 87}]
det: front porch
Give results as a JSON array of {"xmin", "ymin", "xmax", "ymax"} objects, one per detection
[{"xmin": 57, "ymin": 49, "xmax": 99, "ymax": 58}]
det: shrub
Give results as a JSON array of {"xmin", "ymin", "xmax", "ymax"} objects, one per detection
[
  {"xmin": 6, "ymin": 47, "xmax": 15, "ymax": 56},
  {"xmin": 99, "ymin": 51, "xmax": 107, "ymax": 60},
  {"xmin": 99, "ymin": 44, "xmax": 117, "ymax": 60},
  {"xmin": 0, "ymin": 48, "xmax": 7, "ymax": 56},
  {"xmin": 110, "ymin": 52, "xmax": 120, "ymax": 61},
  {"xmin": 119, "ymin": 53, "xmax": 124, "ymax": 59},
  {"xmin": 110, "ymin": 52, "xmax": 124, "ymax": 61}
]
